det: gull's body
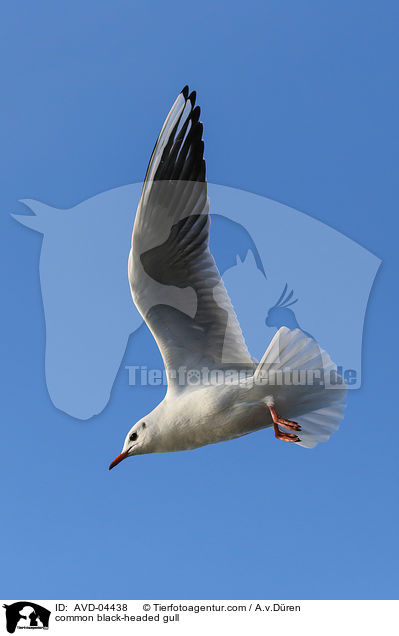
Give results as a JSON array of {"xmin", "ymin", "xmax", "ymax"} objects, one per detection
[
  {"xmin": 124, "ymin": 382, "xmax": 267, "ymax": 455},
  {"xmin": 110, "ymin": 87, "xmax": 346, "ymax": 469}
]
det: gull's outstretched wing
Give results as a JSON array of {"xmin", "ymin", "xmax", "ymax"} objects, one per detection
[{"xmin": 129, "ymin": 86, "xmax": 254, "ymax": 390}]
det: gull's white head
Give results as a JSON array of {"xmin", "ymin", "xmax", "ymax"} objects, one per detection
[{"xmin": 109, "ymin": 413, "xmax": 156, "ymax": 470}]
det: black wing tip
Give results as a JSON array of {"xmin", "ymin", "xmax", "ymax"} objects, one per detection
[
  {"xmin": 180, "ymin": 86, "xmax": 197, "ymax": 108},
  {"xmin": 189, "ymin": 90, "xmax": 196, "ymax": 106},
  {"xmin": 194, "ymin": 121, "xmax": 204, "ymax": 139},
  {"xmin": 191, "ymin": 105, "xmax": 201, "ymax": 124}
]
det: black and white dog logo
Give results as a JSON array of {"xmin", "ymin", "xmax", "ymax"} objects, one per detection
[{"xmin": 2, "ymin": 602, "xmax": 50, "ymax": 633}]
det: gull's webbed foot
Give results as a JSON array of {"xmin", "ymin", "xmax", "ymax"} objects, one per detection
[
  {"xmin": 268, "ymin": 404, "xmax": 301, "ymax": 443},
  {"xmin": 274, "ymin": 427, "xmax": 300, "ymax": 443}
]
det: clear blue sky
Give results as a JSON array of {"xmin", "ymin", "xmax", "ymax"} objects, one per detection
[{"xmin": 1, "ymin": 0, "xmax": 398, "ymax": 599}]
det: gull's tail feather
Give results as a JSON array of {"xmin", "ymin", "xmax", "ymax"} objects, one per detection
[
  {"xmin": 255, "ymin": 326, "xmax": 337, "ymax": 376},
  {"xmin": 254, "ymin": 326, "xmax": 347, "ymax": 449},
  {"xmin": 295, "ymin": 403, "xmax": 346, "ymax": 449}
]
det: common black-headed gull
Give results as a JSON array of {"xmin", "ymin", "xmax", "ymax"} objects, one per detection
[{"xmin": 109, "ymin": 86, "xmax": 346, "ymax": 469}]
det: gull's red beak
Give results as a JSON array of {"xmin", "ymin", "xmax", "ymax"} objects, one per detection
[{"xmin": 109, "ymin": 450, "xmax": 129, "ymax": 470}]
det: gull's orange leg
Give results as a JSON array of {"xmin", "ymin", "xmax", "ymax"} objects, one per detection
[{"xmin": 268, "ymin": 404, "xmax": 301, "ymax": 443}]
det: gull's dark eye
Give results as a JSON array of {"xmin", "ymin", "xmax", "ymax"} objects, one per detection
[{"xmin": 129, "ymin": 432, "xmax": 138, "ymax": 442}]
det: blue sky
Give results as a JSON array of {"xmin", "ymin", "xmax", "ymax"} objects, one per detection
[{"xmin": 1, "ymin": 0, "xmax": 398, "ymax": 599}]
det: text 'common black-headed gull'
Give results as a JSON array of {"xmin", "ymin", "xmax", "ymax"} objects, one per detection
[{"xmin": 109, "ymin": 86, "xmax": 346, "ymax": 470}]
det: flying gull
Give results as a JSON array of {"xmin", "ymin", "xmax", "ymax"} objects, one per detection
[{"xmin": 109, "ymin": 86, "xmax": 346, "ymax": 469}]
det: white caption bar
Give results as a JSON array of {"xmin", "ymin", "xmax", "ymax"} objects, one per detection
[{"xmin": 1, "ymin": 600, "xmax": 397, "ymax": 635}]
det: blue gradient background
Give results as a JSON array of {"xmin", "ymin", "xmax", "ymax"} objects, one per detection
[{"xmin": 1, "ymin": 0, "xmax": 397, "ymax": 599}]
